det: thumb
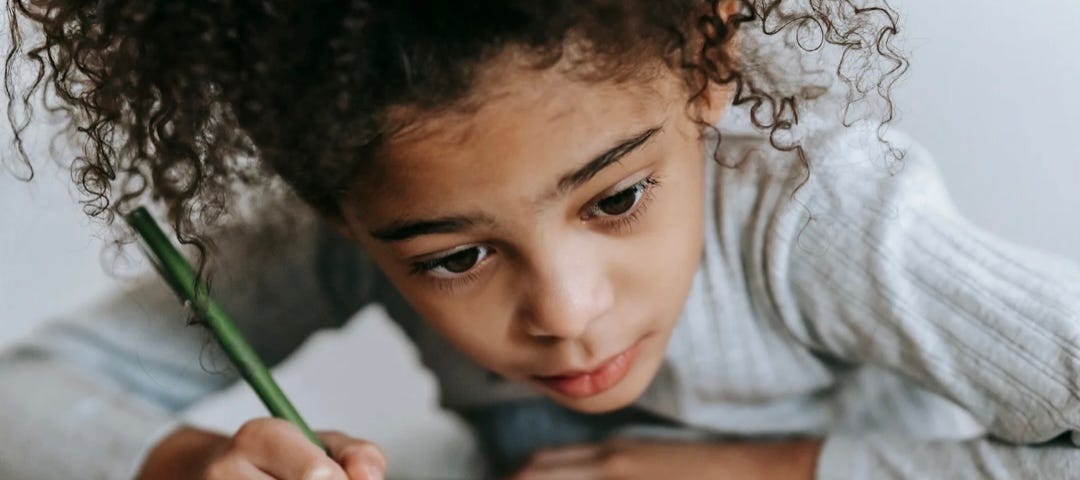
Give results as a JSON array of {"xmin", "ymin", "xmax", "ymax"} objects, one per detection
[{"xmin": 317, "ymin": 431, "xmax": 388, "ymax": 480}]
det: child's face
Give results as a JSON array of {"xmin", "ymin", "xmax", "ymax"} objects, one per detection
[{"xmin": 338, "ymin": 59, "xmax": 728, "ymax": 413}]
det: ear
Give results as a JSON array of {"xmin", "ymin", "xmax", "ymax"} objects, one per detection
[
  {"xmin": 699, "ymin": 80, "xmax": 735, "ymax": 126},
  {"xmin": 718, "ymin": 0, "xmax": 740, "ymax": 18},
  {"xmin": 698, "ymin": 0, "xmax": 741, "ymax": 125}
]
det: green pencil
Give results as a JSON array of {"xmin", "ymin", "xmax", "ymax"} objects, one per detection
[{"xmin": 124, "ymin": 206, "xmax": 327, "ymax": 454}]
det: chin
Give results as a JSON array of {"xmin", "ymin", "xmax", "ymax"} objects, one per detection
[{"xmin": 552, "ymin": 388, "xmax": 641, "ymax": 414}]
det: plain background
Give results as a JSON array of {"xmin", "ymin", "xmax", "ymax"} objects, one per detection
[{"xmin": 1, "ymin": 1, "xmax": 1078, "ymax": 477}]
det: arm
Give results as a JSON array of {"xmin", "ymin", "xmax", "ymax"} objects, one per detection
[
  {"xmin": 0, "ymin": 214, "xmax": 380, "ymax": 479},
  {"xmin": 760, "ymin": 127, "xmax": 1080, "ymax": 477}
]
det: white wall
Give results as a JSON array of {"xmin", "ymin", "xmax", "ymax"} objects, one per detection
[
  {"xmin": 1, "ymin": 160, "xmax": 127, "ymax": 345},
  {"xmin": 892, "ymin": 0, "xmax": 1080, "ymax": 262}
]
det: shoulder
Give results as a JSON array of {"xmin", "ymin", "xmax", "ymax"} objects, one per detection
[
  {"xmin": 796, "ymin": 125, "xmax": 954, "ymax": 218},
  {"xmin": 707, "ymin": 124, "xmax": 964, "ymax": 346},
  {"xmin": 710, "ymin": 123, "xmax": 957, "ymax": 239}
]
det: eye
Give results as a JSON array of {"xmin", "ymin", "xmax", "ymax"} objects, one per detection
[
  {"xmin": 586, "ymin": 176, "xmax": 659, "ymax": 218},
  {"xmin": 410, "ymin": 245, "xmax": 492, "ymax": 278}
]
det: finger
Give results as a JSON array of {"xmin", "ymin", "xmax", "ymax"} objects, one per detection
[
  {"xmin": 509, "ymin": 460, "xmax": 604, "ymax": 480},
  {"xmin": 528, "ymin": 444, "xmax": 605, "ymax": 468},
  {"xmin": 203, "ymin": 455, "xmax": 275, "ymax": 480},
  {"xmin": 318, "ymin": 431, "xmax": 387, "ymax": 480},
  {"xmin": 233, "ymin": 418, "xmax": 347, "ymax": 480}
]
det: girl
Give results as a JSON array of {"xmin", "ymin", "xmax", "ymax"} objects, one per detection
[{"xmin": 4, "ymin": 1, "xmax": 1080, "ymax": 479}]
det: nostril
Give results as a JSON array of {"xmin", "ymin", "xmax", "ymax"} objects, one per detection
[{"xmin": 522, "ymin": 322, "xmax": 561, "ymax": 340}]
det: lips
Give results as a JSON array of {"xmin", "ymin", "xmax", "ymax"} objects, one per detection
[{"xmin": 531, "ymin": 337, "xmax": 646, "ymax": 398}]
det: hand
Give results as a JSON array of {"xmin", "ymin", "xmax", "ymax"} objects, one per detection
[
  {"xmin": 137, "ymin": 419, "xmax": 387, "ymax": 480},
  {"xmin": 505, "ymin": 436, "xmax": 822, "ymax": 480}
]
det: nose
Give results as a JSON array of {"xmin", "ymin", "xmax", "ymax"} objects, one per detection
[{"xmin": 519, "ymin": 246, "xmax": 615, "ymax": 340}]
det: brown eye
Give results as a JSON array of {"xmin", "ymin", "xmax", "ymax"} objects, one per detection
[
  {"xmin": 595, "ymin": 183, "xmax": 644, "ymax": 216},
  {"xmin": 412, "ymin": 245, "xmax": 493, "ymax": 277},
  {"xmin": 441, "ymin": 248, "xmax": 481, "ymax": 273}
]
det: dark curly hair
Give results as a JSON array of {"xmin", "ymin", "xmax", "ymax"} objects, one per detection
[{"xmin": 3, "ymin": 0, "xmax": 906, "ymax": 274}]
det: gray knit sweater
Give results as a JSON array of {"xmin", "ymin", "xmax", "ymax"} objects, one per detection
[{"xmin": 3, "ymin": 115, "xmax": 1079, "ymax": 479}]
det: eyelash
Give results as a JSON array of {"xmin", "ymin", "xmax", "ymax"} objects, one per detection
[
  {"xmin": 412, "ymin": 264, "xmax": 485, "ymax": 293},
  {"xmin": 408, "ymin": 175, "xmax": 662, "ymax": 290},
  {"xmin": 586, "ymin": 175, "xmax": 661, "ymax": 235},
  {"xmin": 408, "ymin": 246, "xmax": 490, "ymax": 291}
]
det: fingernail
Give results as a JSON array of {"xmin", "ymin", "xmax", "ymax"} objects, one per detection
[
  {"xmin": 365, "ymin": 464, "xmax": 384, "ymax": 480},
  {"xmin": 303, "ymin": 465, "xmax": 333, "ymax": 480}
]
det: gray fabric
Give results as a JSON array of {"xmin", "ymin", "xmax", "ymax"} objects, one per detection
[
  {"xmin": 461, "ymin": 397, "xmax": 682, "ymax": 478},
  {"xmin": 3, "ymin": 109, "xmax": 1080, "ymax": 478}
]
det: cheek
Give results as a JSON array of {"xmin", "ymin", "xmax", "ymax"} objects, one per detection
[
  {"xmin": 393, "ymin": 280, "xmax": 518, "ymax": 367},
  {"xmin": 652, "ymin": 147, "xmax": 706, "ymax": 243},
  {"xmin": 623, "ymin": 157, "xmax": 706, "ymax": 309}
]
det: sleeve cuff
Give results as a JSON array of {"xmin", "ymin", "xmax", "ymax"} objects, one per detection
[
  {"xmin": 0, "ymin": 357, "xmax": 186, "ymax": 480},
  {"xmin": 111, "ymin": 414, "xmax": 185, "ymax": 480},
  {"xmin": 815, "ymin": 434, "xmax": 871, "ymax": 480}
]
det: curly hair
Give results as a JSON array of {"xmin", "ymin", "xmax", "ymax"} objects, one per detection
[{"xmin": 3, "ymin": 0, "xmax": 906, "ymax": 274}]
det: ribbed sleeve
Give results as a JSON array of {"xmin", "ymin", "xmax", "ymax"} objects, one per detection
[
  {"xmin": 817, "ymin": 434, "xmax": 1080, "ymax": 479},
  {"xmin": 762, "ymin": 126, "xmax": 1080, "ymax": 477}
]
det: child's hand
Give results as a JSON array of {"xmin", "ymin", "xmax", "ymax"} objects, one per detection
[
  {"xmin": 505, "ymin": 437, "xmax": 821, "ymax": 480},
  {"xmin": 137, "ymin": 419, "xmax": 387, "ymax": 480}
]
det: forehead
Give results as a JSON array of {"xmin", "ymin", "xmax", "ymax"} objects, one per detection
[{"xmin": 348, "ymin": 59, "xmax": 685, "ymax": 224}]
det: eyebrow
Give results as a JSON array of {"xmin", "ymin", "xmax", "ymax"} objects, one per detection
[
  {"xmin": 552, "ymin": 125, "xmax": 662, "ymax": 197},
  {"xmin": 369, "ymin": 124, "xmax": 662, "ymax": 243},
  {"xmin": 370, "ymin": 213, "xmax": 496, "ymax": 242}
]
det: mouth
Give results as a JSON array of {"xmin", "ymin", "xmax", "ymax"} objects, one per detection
[{"xmin": 531, "ymin": 335, "xmax": 648, "ymax": 398}]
